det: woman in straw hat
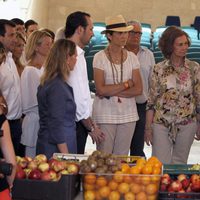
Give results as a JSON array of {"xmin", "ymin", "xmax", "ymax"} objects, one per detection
[{"xmin": 92, "ymin": 15, "xmax": 143, "ymax": 155}]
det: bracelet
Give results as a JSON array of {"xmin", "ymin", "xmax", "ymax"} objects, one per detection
[{"xmin": 124, "ymin": 81, "xmax": 129, "ymax": 89}]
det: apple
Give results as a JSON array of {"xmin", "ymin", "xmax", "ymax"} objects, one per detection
[
  {"xmin": 27, "ymin": 160, "xmax": 38, "ymax": 170},
  {"xmin": 25, "ymin": 156, "xmax": 33, "ymax": 162},
  {"xmin": 48, "ymin": 158, "xmax": 58, "ymax": 169},
  {"xmin": 181, "ymin": 178, "xmax": 190, "ymax": 190},
  {"xmin": 28, "ymin": 169, "xmax": 42, "ymax": 180},
  {"xmin": 161, "ymin": 174, "xmax": 171, "ymax": 185},
  {"xmin": 24, "ymin": 168, "xmax": 31, "ymax": 178},
  {"xmin": 160, "ymin": 183, "xmax": 168, "ymax": 192},
  {"xmin": 48, "ymin": 169, "xmax": 57, "ymax": 181},
  {"xmin": 67, "ymin": 163, "xmax": 79, "ymax": 174},
  {"xmin": 16, "ymin": 156, "xmax": 22, "ymax": 164},
  {"xmin": 38, "ymin": 162, "xmax": 49, "ymax": 172},
  {"xmin": 15, "ymin": 165, "xmax": 26, "ymax": 179},
  {"xmin": 18, "ymin": 157, "xmax": 28, "ymax": 169},
  {"xmin": 60, "ymin": 169, "xmax": 69, "ymax": 175},
  {"xmin": 170, "ymin": 180, "xmax": 182, "ymax": 192},
  {"xmin": 191, "ymin": 182, "xmax": 200, "ymax": 192},
  {"xmin": 34, "ymin": 154, "xmax": 47, "ymax": 165},
  {"xmin": 41, "ymin": 171, "xmax": 52, "ymax": 181},
  {"xmin": 52, "ymin": 160, "xmax": 65, "ymax": 172},
  {"xmin": 190, "ymin": 174, "xmax": 200, "ymax": 184},
  {"xmin": 167, "ymin": 185, "xmax": 174, "ymax": 193},
  {"xmin": 177, "ymin": 174, "xmax": 187, "ymax": 182}
]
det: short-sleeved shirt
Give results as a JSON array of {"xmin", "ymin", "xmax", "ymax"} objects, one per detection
[{"xmin": 92, "ymin": 50, "xmax": 140, "ymax": 124}]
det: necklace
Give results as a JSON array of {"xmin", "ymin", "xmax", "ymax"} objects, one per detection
[{"xmin": 107, "ymin": 47, "xmax": 123, "ymax": 103}]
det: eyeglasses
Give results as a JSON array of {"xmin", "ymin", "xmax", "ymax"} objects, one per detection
[{"xmin": 129, "ymin": 31, "xmax": 142, "ymax": 35}]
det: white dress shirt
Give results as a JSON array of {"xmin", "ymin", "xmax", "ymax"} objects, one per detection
[
  {"xmin": 0, "ymin": 52, "xmax": 22, "ymax": 119},
  {"xmin": 67, "ymin": 46, "xmax": 91, "ymax": 121}
]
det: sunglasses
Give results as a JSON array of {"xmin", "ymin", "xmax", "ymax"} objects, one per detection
[{"xmin": 129, "ymin": 31, "xmax": 142, "ymax": 35}]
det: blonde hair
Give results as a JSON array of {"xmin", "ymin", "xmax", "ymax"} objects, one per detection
[
  {"xmin": 25, "ymin": 30, "xmax": 51, "ymax": 62},
  {"xmin": 40, "ymin": 39, "xmax": 76, "ymax": 85}
]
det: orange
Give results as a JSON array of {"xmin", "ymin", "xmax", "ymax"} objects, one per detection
[
  {"xmin": 133, "ymin": 175, "xmax": 142, "ymax": 184},
  {"xmin": 108, "ymin": 180, "xmax": 118, "ymax": 190},
  {"xmin": 96, "ymin": 176, "xmax": 107, "ymax": 188},
  {"xmin": 130, "ymin": 166, "xmax": 141, "ymax": 174},
  {"xmin": 84, "ymin": 190, "xmax": 96, "ymax": 200},
  {"xmin": 113, "ymin": 171, "xmax": 124, "ymax": 183},
  {"xmin": 130, "ymin": 182, "xmax": 142, "ymax": 194},
  {"xmin": 118, "ymin": 182, "xmax": 130, "ymax": 194},
  {"xmin": 95, "ymin": 190, "xmax": 101, "ymax": 200},
  {"xmin": 121, "ymin": 163, "xmax": 131, "ymax": 173},
  {"xmin": 141, "ymin": 165, "xmax": 153, "ymax": 174},
  {"xmin": 108, "ymin": 191, "xmax": 120, "ymax": 200},
  {"xmin": 83, "ymin": 183, "xmax": 95, "ymax": 190},
  {"xmin": 141, "ymin": 175, "xmax": 151, "ymax": 185},
  {"xmin": 99, "ymin": 186, "xmax": 110, "ymax": 198},
  {"xmin": 152, "ymin": 166, "xmax": 161, "ymax": 175},
  {"xmin": 153, "ymin": 160, "xmax": 163, "ymax": 169},
  {"xmin": 136, "ymin": 157, "xmax": 146, "ymax": 166},
  {"xmin": 124, "ymin": 175, "xmax": 133, "ymax": 184},
  {"xmin": 151, "ymin": 175, "xmax": 161, "ymax": 183},
  {"xmin": 124, "ymin": 192, "xmax": 136, "ymax": 200},
  {"xmin": 135, "ymin": 191, "xmax": 147, "ymax": 200},
  {"xmin": 145, "ymin": 183, "xmax": 158, "ymax": 195},
  {"xmin": 147, "ymin": 194, "xmax": 158, "ymax": 200},
  {"xmin": 84, "ymin": 174, "xmax": 96, "ymax": 185}
]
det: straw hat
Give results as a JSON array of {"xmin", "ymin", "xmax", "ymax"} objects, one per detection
[{"xmin": 101, "ymin": 14, "xmax": 133, "ymax": 34}]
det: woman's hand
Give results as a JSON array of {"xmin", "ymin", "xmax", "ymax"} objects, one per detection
[
  {"xmin": 144, "ymin": 129, "xmax": 153, "ymax": 146},
  {"xmin": 88, "ymin": 125, "xmax": 105, "ymax": 144}
]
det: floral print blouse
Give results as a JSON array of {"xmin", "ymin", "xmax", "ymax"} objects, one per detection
[{"xmin": 147, "ymin": 58, "xmax": 200, "ymax": 142}]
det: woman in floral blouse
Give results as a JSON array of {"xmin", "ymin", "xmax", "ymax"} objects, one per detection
[{"xmin": 145, "ymin": 26, "xmax": 200, "ymax": 164}]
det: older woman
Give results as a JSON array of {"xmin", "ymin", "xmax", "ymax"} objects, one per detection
[
  {"xmin": 20, "ymin": 30, "xmax": 53, "ymax": 157},
  {"xmin": 37, "ymin": 39, "xmax": 77, "ymax": 159},
  {"xmin": 92, "ymin": 15, "xmax": 142, "ymax": 155},
  {"xmin": 145, "ymin": 26, "xmax": 200, "ymax": 164}
]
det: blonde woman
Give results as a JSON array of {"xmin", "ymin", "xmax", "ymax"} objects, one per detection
[
  {"xmin": 12, "ymin": 32, "xmax": 26, "ymax": 77},
  {"xmin": 36, "ymin": 39, "xmax": 77, "ymax": 159},
  {"xmin": 20, "ymin": 30, "xmax": 53, "ymax": 157},
  {"xmin": 92, "ymin": 15, "xmax": 143, "ymax": 155}
]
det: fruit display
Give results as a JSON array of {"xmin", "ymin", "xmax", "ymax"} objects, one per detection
[
  {"xmin": 15, "ymin": 154, "xmax": 79, "ymax": 181},
  {"xmin": 80, "ymin": 150, "xmax": 163, "ymax": 200},
  {"xmin": 189, "ymin": 163, "xmax": 200, "ymax": 171}
]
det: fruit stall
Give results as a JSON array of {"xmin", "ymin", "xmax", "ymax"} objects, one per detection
[{"xmin": 12, "ymin": 152, "xmax": 200, "ymax": 200}]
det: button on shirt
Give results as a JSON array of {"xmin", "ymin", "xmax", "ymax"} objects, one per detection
[
  {"xmin": 135, "ymin": 47, "xmax": 155, "ymax": 104},
  {"xmin": 67, "ymin": 46, "xmax": 91, "ymax": 121},
  {"xmin": 0, "ymin": 52, "xmax": 22, "ymax": 120}
]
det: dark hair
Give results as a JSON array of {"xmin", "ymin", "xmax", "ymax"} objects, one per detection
[
  {"xmin": 40, "ymin": 28, "xmax": 55, "ymax": 40},
  {"xmin": 64, "ymin": 11, "xmax": 90, "ymax": 38},
  {"xmin": 11, "ymin": 18, "xmax": 24, "ymax": 25},
  {"xmin": 159, "ymin": 26, "xmax": 191, "ymax": 59},
  {"xmin": 0, "ymin": 19, "xmax": 15, "ymax": 37},
  {"xmin": 25, "ymin": 19, "xmax": 38, "ymax": 32},
  {"xmin": 105, "ymin": 30, "xmax": 114, "ymax": 42}
]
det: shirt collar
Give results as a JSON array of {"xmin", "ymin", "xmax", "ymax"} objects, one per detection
[
  {"xmin": 164, "ymin": 57, "xmax": 190, "ymax": 70},
  {"xmin": 76, "ymin": 45, "xmax": 84, "ymax": 56}
]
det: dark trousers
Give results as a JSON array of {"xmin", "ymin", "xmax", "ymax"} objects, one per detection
[
  {"xmin": 130, "ymin": 102, "xmax": 146, "ymax": 157},
  {"xmin": 8, "ymin": 119, "xmax": 25, "ymax": 157},
  {"xmin": 76, "ymin": 121, "xmax": 88, "ymax": 154}
]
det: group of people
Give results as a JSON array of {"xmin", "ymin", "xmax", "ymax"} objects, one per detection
[{"xmin": 0, "ymin": 10, "xmax": 200, "ymax": 199}]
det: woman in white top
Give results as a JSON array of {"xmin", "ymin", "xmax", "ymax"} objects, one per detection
[
  {"xmin": 92, "ymin": 15, "xmax": 143, "ymax": 155},
  {"xmin": 20, "ymin": 30, "xmax": 53, "ymax": 157}
]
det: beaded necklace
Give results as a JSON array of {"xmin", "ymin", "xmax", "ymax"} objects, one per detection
[{"xmin": 107, "ymin": 47, "xmax": 123, "ymax": 103}]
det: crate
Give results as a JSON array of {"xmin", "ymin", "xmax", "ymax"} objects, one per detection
[
  {"xmin": 12, "ymin": 174, "xmax": 80, "ymax": 200},
  {"xmin": 81, "ymin": 173, "xmax": 161, "ymax": 200}
]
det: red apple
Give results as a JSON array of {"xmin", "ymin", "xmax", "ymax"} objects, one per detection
[
  {"xmin": 24, "ymin": 168, "xmax": 31, "ymax": 178},
  {"xmin": 38, "ymin": 162, "xmax": 49, "ymax": 172},
  {"xmin": 161, "ymin": 174, "xmax": 171, "ymax": 185},
  {"xmin": 18, "ymin": 157, "xmax": 28, "ymax": 169},
  {"xmin": 190, "ymin": 174, "xmax": 200, "ymax": 184},
  {"xmin": 67, "ymin": 163, "xmax": 79, "ymax": 174},
  {"xmin": 170, "ymin": 180, "xmax": 182, "ymax": 192},
  {"xmin": 48, "ymin": 158, "xmax": 58, "ymax": 169},
  {"xmin": 52, "ymin": 160, "xmax": 65, "ymax": 172},
  {"xmin": 191, "ymin": 182, "xmax": 200, "ymax": 192},
  {"xmin": 177, "ymin": 174, "xmax": 187, "ymax": 182},
  {"xmin": 27, "ymin": 160, "xmax": 38, "ymax": 170},
  {"xmin": 181, "ymin": 178, "xmax": 190, "ymax": 190},
  {"xmin": 28, "ymin": 169, "xmax": 42, "ymax": 180},
  {"xmin": 186, "ymin": 184, "xmax": 192, "ymax": 193},
  {"xmin": 48, "ymin": 169, "xmax": 57, "ymax": 181},
  {"xmin": 15, "ymin": 165, "xmax": 26, "ymax": 179},
  {"xmin": 41, "ymin": 171, "xmax": 52, "ymax": 181},
  {"xmin": 167, "ymin": 185, "xmax": 174, "ymax": 193},
  {"xmin": 160, "ymin": 183, "xmax": 168, "ymax": 192}
]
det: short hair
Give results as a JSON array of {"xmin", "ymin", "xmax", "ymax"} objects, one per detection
[
  {"xmin": 25, "ymin": 30, "xmax": 51, "ymax": 62},
  {"xmin": 64, "ymin": 11, "xmax": 90, "ymax": 38},
  {"xmin": 127, "ymin": 20, "xmax": 142, "ymax": 28},
  {"xmin": 40, "ymin": 39, "xmax": 76, "ymax": 85},
  {"xmin": 159, "ymin": 26, "xmax": 191, "ymax": 59},
  {"xmin": 16, "ymin": 31, "xmax": 26, "ymax": 44},
  {"xmin": 25, "ymin": 19, "xmax": 38, "ymax": 32},
  {"xmin": 11, "ymin": 18, "xmax": 24, "ymax": 25},
  {"xmin": 0, "ymin": 19, "xmax": 15, "ymax": 37}
]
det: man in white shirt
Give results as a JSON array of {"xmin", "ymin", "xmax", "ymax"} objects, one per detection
[
  {"xmin": 0, "ymin": 19, "xmax": 23, "ymax": 156},
  {"xmin": 126, "ymin": 20, "xmax": 155, "ymax": 157},
  {"xmin": 65, "ymin": 11, "xmax": 105, "ymax": 154}
]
